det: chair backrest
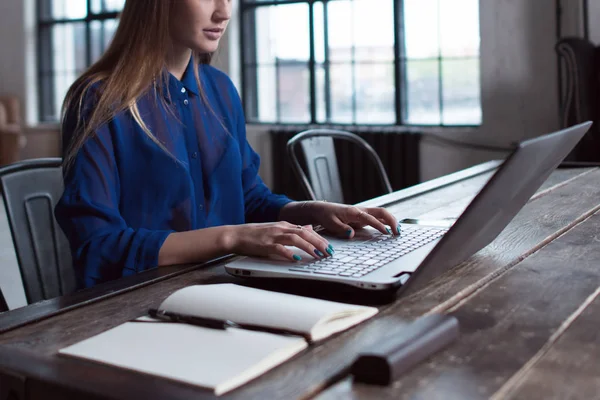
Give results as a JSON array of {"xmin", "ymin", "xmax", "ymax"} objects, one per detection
[
  {"xmin": 287, "ymin": 129, "xmax": 393, "ymax": 203},
  {"xmin": 0, "ymin": 158, "xmax": 75, "ymax": 304}
]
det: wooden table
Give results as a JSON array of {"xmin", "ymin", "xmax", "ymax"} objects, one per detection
[{"xmin": 1, "ymin": 161, "xmax": 599, "ymax": 400}]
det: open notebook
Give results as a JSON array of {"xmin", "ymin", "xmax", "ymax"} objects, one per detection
[{"xmin": 59, "ymin": 283, "xmax": 378, "ymax": 396}]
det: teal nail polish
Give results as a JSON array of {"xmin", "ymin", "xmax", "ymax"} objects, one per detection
[
  {"xmin": 326, "ymin": 248, "xmax": 334, "ymax": 256},
  {"xmin": 346, "ymin": 229, "xmax": 353, "ymax": 237},
  {"xmin": 293, "ymin": 255, "xmax": 302, "ymax": 261},
  {"xmin": 328, "ymin": 244, "xmax": 333, "ymax": 250},
  {"xmin": 314, "ymin": 249, "xmax": 324, "ymax": 257},
  {"xmin": 386, "ymin": 228, "xmax": 392, "ymax": 234},
  {"xmin": 397, "ymin": 226, "xmax": 401, "ymax": 234}
]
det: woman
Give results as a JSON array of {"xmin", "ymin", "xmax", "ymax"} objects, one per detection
[{"xmin": 55, "ymin": 0, "xmax": 400, "ymax": 289}]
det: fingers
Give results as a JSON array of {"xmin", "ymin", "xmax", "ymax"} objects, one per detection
[
  {"xmin": 321, "ymin": 215, "xmax": 357, "ymax": 239},
  {"xmin": 268, "ymin": 222, "xmax": 333, "ymax": 261},
  {"xmin": 294, "ymin": 225, "xmax": 332, "ymax": 255},
  {"xmin": 271, "ymin": 243, "xmax": 298, "ymax": 262},
  {"xmin": 366, "ymin": 207, "xmax": 400, "ymax": 235},
  {"xmin": 277, "ymin": 231, "xmax": 331, "ymax": 261},
  {"xmin": 349, "ymin": 207, "xmax": 390, "ymax": 235}
]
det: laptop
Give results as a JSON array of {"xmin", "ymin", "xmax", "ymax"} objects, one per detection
[{"xmin": 225, "ymin": 122, "xmax": 593, "ymax": 293}]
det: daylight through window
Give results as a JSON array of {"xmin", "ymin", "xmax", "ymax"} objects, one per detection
[{"xmin": 241, "ymin": 0, "xmax": 481, "ymax": 126}]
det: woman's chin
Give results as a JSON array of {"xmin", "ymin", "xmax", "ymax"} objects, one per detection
[{"xmin": 194, "ymin": 42, "xmax": 220, "ymax": 54}]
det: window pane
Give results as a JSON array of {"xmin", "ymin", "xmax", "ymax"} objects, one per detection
[
  {"xmin": 245, "ymin": 63, "xmax": 310, "ymax": 123},
  {"xmin": 247, "ymin": 66, "xmax": 277, "ymax": 122},
  {"xmin": 327, "ymin": 1, "xmax": 353, "ymax": 63},
  {"xmin": 51, "ymin": 23, "xmax": 87, "ymax": 73},
  {"xmin": 251, "ymin": 4, "xmax": 310, "ymax": 65},
  {"xmin": 278, "ymin": 62, "xmax": 310, "ymax": 123},
  {"xmin": 355, "ymin": 63, "xmax": 395, "ymax": 124},
  {"xmin": 91, "ymin": 0, "xmax": 126, "ymax": 13},
  {"xmin": 90, "ymin": 19, "xmax": 119, "ymax": 63},
  {"xmin": 329, "ymin": 65, "xmax": 354, "ymax": 123},
  {"xmin": 404, "ymin": 0, "xmax": 439, "ymax": 59},
  {"xmin": 103, "ymin": 19, "xmax": 119, "ymax": 49},
  {"xmin": 441, "ymin": 58, "xmax": 481, "ymax": 125},
  {"xmin": 91, "ymin": 0, "xmax": 101, "ymax": 13},
  {"xmin": 405, "ymin": 60, "xmax": 441, "ymax": 125},
  {"xmin": 39, "ymin": 0, "xmax": 87, "ymax": 20},
  {"xmin": 314, "ymin": 2, "xmax": 325, "ymax": 64},
  {"xmin": 316, "ymin": 64, "xmax": 327, "ymax": 123},
  {"xmin": 50, "ymin": 22, "xmax": 87, "ymax": 120},
  {"xmin": 327, "ymin": 0, "xmax": 394, "ymax": 63},
  {"xmin": 440, "ymin": 0, "xmax": 480, "ymax": 57},
  {"xmin": 90, "ymin": 21, "xmax": 103, "ymax": 63}
]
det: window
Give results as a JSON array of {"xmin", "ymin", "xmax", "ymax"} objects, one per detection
[
  {"xmin": 241, "ymin": 0, "xmax": 481, "ymax": 126},
  {"xmin": 37, "ymin": 0, "xmax": 125, "ymax": 122}
]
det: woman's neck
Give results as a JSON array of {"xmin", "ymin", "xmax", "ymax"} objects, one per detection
[{"xmin": 166, "ymin": 46, "xmax": 192, "ymax": 81}]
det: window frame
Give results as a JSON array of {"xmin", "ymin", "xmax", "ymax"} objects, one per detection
[
  {"xmin": 239, "ymin": 0, "xmax": 481, "ymax": 127},
  {"xmin": 36, "ymin": 0, "xmax": 121, "ymax": 122}
]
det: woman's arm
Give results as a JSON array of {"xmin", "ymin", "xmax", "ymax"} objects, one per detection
[
  {"xmin": 157, "ymin": 226, "xmax": 233, "ymax": 266},
  {"xmin": 158, "ymin": 222, "xmax": 332, "ymax": 266}
]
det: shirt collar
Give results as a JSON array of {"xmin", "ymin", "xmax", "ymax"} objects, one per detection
[{"xmin": 164, "ymin": 56, "xmax": 200, "ymax": 99}]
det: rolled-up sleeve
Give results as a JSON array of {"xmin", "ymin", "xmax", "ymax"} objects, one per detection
[{"xmin": 55, "ymin": 99, "xmax": 173, "ymax": 288}]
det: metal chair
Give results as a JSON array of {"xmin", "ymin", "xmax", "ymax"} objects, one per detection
[
  {"xmin": 0, "ymin": 158, "xmax": 75, "ymax": 305},
  {"xmin": 287, "ymin": 129, "xmax": 393, "ymax": 203}
]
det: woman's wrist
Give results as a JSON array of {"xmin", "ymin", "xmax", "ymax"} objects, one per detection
[
  {"xmin": 216, "ymin": 225, "xmax": 240, "ymax": 254},
  {"xmin": 159, "ymin": 225, "xmax": 240, "ymax": 266},
  {"xmin": 278, "ymin": 200, "xmax": 323, "ymax": 225}
]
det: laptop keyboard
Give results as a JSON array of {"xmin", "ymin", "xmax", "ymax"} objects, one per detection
[{"xmin": 289, "ymin": 225, "xmax": 448, "ymax": 278}]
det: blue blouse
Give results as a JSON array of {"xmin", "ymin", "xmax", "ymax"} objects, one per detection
[{"xmin": 55, "ymin": 59, "xmax": 293, "ymax": 288}]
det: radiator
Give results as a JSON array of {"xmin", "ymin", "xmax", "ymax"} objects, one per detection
[{"xmin": 269, "ymin": 126, "xmax": 421, "ymax": 205}]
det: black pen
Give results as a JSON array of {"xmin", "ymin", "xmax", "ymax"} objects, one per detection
[
  {"xmin": 145, "ymin": 308, "xmax": 312, "ymax": 342},
  {"xmin": 148, "ymin": 308, "xmax": 234, "ymax": 330}
]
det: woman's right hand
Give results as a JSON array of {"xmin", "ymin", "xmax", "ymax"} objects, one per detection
[{"xmin": 223, "ymin": 222, "xmax": 334, "ymax": 262}]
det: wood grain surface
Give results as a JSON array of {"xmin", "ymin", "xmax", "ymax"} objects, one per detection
[
  {"xmin": 317, "ymin": 209, "xmax": 600, "ymax": 399},
  {"xmin": 498, "ymin": 288, "xmax": 600, "ymax": 400}
]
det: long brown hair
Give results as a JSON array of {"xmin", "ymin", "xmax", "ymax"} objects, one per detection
[{"xmin": 61, "ymin": 0, "xmax": 212, "ymax": 169}]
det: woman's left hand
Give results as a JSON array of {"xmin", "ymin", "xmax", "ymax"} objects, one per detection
[{"xmin": 305, "ymin": 201, "xmax": 400, "ymax": 239}]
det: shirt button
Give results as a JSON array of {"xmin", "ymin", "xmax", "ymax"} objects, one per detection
[
  {"xmin": 191, "ymin": 152, "xmax": 198, "ymax": 158},
  {"xmin": 198, "ymin": 204, "xmax": 204, "ymax": 211},
  {"xmin": 181, "ymin": 87, "xmax": 186, "ymax": 93},
  {"xmin": 183, "ymin": 99, "xmax": 189, "ymax": 105}
]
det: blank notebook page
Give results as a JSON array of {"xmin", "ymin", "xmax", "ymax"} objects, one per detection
[{"xmin": 59, "ymin": 321, "xmax": 307, "ymax": 396}]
